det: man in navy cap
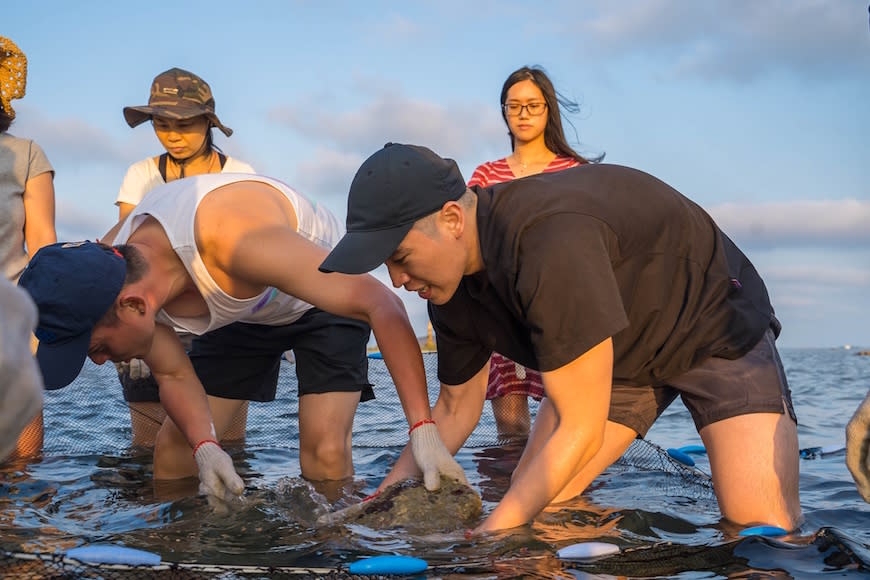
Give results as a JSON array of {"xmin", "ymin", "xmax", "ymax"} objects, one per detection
[
  {"xmin": 320, "ymin": 143, "xmax": 802, "ymax": 535},
  {"xmin": 19, "ymin": 173, "xmax": 465, "ymax": 508}
]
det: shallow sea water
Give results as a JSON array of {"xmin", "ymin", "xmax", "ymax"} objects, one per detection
[{"xmin": 1, "ymin": 347, "xmax": 869, "ymax": 578}]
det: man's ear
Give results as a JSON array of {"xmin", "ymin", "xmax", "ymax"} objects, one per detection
[
  {"xmin": 118, "ymin": 294, "xmax": 147, "ymax": 317},
  {"xmin": 440, "ymin": 201, "xmax": 465, "ymax": 239}
]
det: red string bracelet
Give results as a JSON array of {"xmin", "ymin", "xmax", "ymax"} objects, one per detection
[
  {"xmin": 192, "ymin": 439, "xmax": 220, "ymax": 457},
  {"xmin": 408, "ymin": 418, "xmax": 436, "ymax": 435},
  {"xmin": 362, "ymin": 490, "xmax": 381, "ymax": 502}
]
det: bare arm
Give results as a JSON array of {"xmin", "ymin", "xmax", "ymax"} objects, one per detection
[
  {"xmin": 143, "ymin": 323, "xmax": 218, "ymax": 448},
  {"xmin": 23, "ymin": 172, "xmax": 56, "ymax": 255},
  {"xmin": 197, "ymin": 188, "xmax": 433, "ymax": 428},
  {"xmin": 377, "ymin": 364, "xmax": 489, "ymax": 489},
  {"xmin": 118, "ymin": 202, "xmax": 135, "ymax": 223},
  {"xmin": 476, "ymin": 337, "xmax": 613, "ymax": 533},
  {"xmin": 847, "ymin": 390, "xmax": 870, "ymax": 502}
]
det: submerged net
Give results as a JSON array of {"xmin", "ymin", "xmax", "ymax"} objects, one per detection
[{"xmin": 1, "ymin": 352, "xmax": 716, "ymax": 578}]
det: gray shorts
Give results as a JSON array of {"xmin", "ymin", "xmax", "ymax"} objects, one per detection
[{"xmin": 609, "ymin": 329, "xmax": 796, "ymax": 435}]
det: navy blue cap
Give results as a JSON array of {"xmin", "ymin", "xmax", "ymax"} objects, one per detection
[
  {"xmin": 319, "ymin": 143, "xmax": 466, "ymax": 275},
  {"xmin": 17, "ymin": 241, "xmax": 126, "ymax": 390}
]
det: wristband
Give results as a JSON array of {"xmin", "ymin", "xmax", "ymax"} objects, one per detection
[
  {"xmin": 192, "ymin": 438, "xmax": 220, "ymax": 457},
  {"xmin": 408, "ymin": 418, "xmax": 436, "ymax": 435},
  {"xmin": 362, "ymin": 490, "xmax": 381, "ymax": 502}
]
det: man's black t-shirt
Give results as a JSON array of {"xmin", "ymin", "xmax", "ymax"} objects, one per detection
[{"xmin": 430, "ymin": 164, "xmax": 775, "ymax": 387}]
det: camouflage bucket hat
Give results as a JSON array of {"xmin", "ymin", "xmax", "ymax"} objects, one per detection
[
  {"xmin": 123, "ymin": 67, "xmax": 233, "ymax": 136},
  {"xmin": 0, "ymin": 36, "xmax": 27, "ymax": 120}
]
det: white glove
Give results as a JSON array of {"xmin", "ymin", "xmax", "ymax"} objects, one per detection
[
  {"xmin": 409, "ymin": 420, "xmax": 468, "ymax": 491},
  {"xmin": 193, "ymin": 440, "xmax": 245, "ymax": 512},
  {"xmin": 846, "ymin": 391, "xmax": 870, "ymax": 502},
  {"xmin": 114, "ymin": 358, "xmax": 151, "ymax": 380}
]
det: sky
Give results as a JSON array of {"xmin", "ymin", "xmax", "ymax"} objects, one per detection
[{"xmin": 6, "ymin": 0, "xmax": 870, "ymax": 349}]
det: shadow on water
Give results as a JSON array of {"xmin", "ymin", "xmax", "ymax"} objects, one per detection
[{"xmin": 1, "ymin": 348, "xmax": 870, "ymax": 577}]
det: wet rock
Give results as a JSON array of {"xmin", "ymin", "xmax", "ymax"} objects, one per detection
[{"xmin": 339, "ymin": 476, "xmax": 482, "ymax": 531}]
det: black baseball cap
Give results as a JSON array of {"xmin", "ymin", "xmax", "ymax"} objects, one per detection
[
  {"xmin": 17, "ymin": 241, "xmax": 126, "ymax": 390},
  {"xmin": 319, "ymin": 143, "xmax": 466, "ymax": 274}
]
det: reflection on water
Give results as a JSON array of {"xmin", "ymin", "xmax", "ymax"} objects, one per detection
[{"xmin": 1, "ymin": 348, "xmax": 869, "ymax": 577}]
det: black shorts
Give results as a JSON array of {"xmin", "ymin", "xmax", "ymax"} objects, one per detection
[
  {"xmin": 609, "ymin": 329, "xmax": 796, "ymax": 436},
  {"xmin": 124, "ymin": 308, "xmax": 373, "ymax": 403}
]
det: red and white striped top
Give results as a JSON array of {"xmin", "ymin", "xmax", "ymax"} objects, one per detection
[{"xmin": 467, "ymin": 155, "xmax": 582, "ymax": 187}]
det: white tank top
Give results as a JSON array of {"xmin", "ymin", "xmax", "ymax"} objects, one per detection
[{"xmin": 114, "ymin": 173, "xmax": 343, "ymax": 335}]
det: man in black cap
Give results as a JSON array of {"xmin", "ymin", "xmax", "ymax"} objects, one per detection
[
  {"xmin": 19, "ymin": 173, "xmax": 465, "ymax": 509},
  {"xmin": 320, "ymin": 143, "xmax": 802, "ymax": 534}
]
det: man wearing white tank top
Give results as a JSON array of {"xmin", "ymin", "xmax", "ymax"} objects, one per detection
[{"xmin": 18, "ymin": 173, "xmax": 465, "ymax": 509}]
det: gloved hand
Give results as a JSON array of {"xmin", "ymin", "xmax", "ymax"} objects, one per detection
[
  {"xmin": 846, "ymin": 391, "xmax": 870, "ymax": 502},
  {"xmin": 114, "ymin": 358, "xmax": 151, "ymax": 380},
  {"xmin": 193, "ymin": 440, "xmax": 245, "ymax": 513},
  {"xmin": 409, "ymin": 420, "xmax": 468, "ymax": 491}
]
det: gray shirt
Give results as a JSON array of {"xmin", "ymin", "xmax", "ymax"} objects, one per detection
[{"xmin": 0, "ymin": 132, "xmax": 54, "ymax": 281}]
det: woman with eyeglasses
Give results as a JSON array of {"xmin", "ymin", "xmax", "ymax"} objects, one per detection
[{"xmin": 468, "ymin": 65, "xmax": 601, "ymax": 440}]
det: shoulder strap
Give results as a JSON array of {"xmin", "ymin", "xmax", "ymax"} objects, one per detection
[
  {"xmin": 218, "ymin": 152, "xmax": 227, "ymax": 169},
  {"xmin": 158, "ymin": 154, "xmax": 169, "ymax": 181}
]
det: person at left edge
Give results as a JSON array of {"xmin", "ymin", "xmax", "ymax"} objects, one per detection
[
  {"xmin": 0, "ymin": 35, "xmax": 56, "ymax": 460},
  {"xmin": 18, "ymin": 174, "xmax": 466, "ymax": 508}
]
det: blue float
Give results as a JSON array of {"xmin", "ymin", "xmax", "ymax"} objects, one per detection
[
  {"xmin": 666, "ymin": 447, "xmax": 696, "ymax": 466},
  {"xmin": 367, "ymin": 352, "xmax": 384, "ymax": 359},
  {"xmin": 348, "ymin": 555, "xmax": 428, "ymax": 575},
  {"xmin": 677, "ymin": 444, "xmax": 707, "ymax": 455},
  {"xmin": 738, "ymin": 525, "xmax": 788, "ymax": 537},
  {"xmin": 65, "ymin": 545, "xmax": 161, "ymax": 566}
]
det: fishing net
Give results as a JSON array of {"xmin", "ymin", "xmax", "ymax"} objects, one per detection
[{"xmin": 1, "ymin": 352, "xmax": 716, "ymax": 579}]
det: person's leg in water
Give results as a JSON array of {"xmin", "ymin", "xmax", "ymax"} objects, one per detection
[
  {"xmin": 679, "ymin": 330, "xmax": 801, "ymax": 530},
  {"xmin": 488, "ymin": 354, "xmax": 543, "ymax": 441},
  {"xmin": 153, "ymin": 395, "xmax": 251, "ymax": 479},
  {"xmin": 292, "ymin": 309, "xmax": 373, "ymax": 499},
  {"xmin": 490, "ymin": 394, "xmax": 531, "ymax": 441}
]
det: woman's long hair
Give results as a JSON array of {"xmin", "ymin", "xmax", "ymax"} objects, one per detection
[{"xmin": 499, "ymin": 66, "xmax": 603, "ymax": 163}]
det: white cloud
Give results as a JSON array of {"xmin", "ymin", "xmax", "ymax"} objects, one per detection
[
  {"xmin": 567, "ymin": 0, "xmax": 870, "ymax": 82},
  {"xmin": 709, "ymin": 199, "xmax": 870, "ymax": 247},
  {"xmin": 55, "ymin": 198, "xmax": 114, "ymax": 242},
  {"xmin": 11, "ymin": 105, "xmax": 141, "ymax": 165},
  {"xmin": 268, "ymin": 87, "xmax": 506, "ymax": 166}
]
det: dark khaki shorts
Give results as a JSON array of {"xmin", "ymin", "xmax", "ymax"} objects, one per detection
[
  {"xmin": 609, "ymin": 329, "xmax": 796, "ymax": 436},
  {"xmin": 186, "ymin": 308, "xmax": 374, "ymax": 403}
]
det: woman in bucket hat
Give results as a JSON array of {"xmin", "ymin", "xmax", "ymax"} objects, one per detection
[
  {"xmin": 114, "ymin": 67, "xmax": 255, "ymax": 446},
  {"xmin": 116, "ymin": 67, "xmax": 255, "ymax": 222},
  {"xmin": 0, "ymin": 35, "xmax": 57, "ymax": 460}
]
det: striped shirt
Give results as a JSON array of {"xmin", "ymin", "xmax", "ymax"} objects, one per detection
[
  {"xmin": 466, "ymin": 154, "xmax": 583, "ymax": 401},
  {"xmin": 467, "ymin": 155, "xmax": 582, "ymax": 187}
]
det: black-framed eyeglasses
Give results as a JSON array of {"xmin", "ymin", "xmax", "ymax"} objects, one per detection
[{"xmin": 502, "ymin": 102, "xmax": 547, "ymax": 117}]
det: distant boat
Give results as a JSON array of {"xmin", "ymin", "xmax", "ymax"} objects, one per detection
[{"xmin": 844, "ymin": 344, "xmax": 852, "ymax": 350}]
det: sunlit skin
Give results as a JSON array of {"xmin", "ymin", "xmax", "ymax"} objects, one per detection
[
  {"xmin": 503, "ymin": 80, "xmax": 555, "ymax": 177},
  {"xmin": 87, "ymin": 297, "xmax": 157, "ymax": 365},
  {"xmin": 118, "ymin": 116, "xmax": 217, "ymax": 223},
  {"xmin": 385, "ymin": 199, "xmax": 482, "ymax": 305},
  {"xmin": 151, "ymin": 116, "xmax": 210, "ymax": 161},
  {"xmin": 504, "ymin": 79, "xmax": 549, "ymax": 147}
]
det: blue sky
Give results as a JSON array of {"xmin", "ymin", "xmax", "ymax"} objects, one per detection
[{"xmin": 6, "ymin": 0, "xmax": 869, "ymax": 348}]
